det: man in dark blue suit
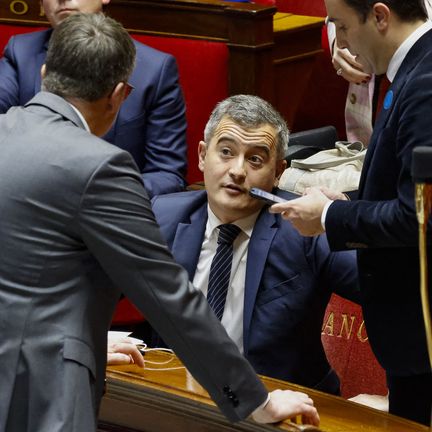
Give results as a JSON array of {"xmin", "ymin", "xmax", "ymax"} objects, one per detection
[
  {"xmin": 271, "ymin": 0, "xmax": 432, "ymax": 425},
  {"xmin": 0, "ymin": 0, "xmax": 187, "ymax": 197},
  {"xmin": 151, "ymin": 94, "xmax": 359, "ymax": 395}
]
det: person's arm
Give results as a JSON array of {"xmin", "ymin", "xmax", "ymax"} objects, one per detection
[
  {"xmin": 0, "ymin": 36, "xmax": 20, "ymax": 113},
  {"xmin": 306, "ymin": 230, "xmax": 361, "ymax": 303},
  {"xmin": 75, "ymin": 151, "xmax": 319, "ymax": 425},
  {"xmin": 272, "ymin": 72, "xmax": 432, "ymax": 250},
  {"xmin": 140, "ymin": 55, "xmax": 188, "ymax": 196}
]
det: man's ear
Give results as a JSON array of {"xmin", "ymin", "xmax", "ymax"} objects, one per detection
[
  {"xmin": 40, "ymin": 64, "xmax": 46, "ymax": 80},
  {"xmin": 108, "ymin": 82, "xmax": 128, "ymax": 112},
  {"xmin": 373, "ymin": 2, "xmax": 390, "ymax": 31},
  {"xmin": 102, "ymin": 0, "xmax": 111, "ymax": 5},
  {"xmin": 274, "ymin": 159, "xmax": 287, "ymax": 187},
  {"xmin": 198, "ymin": 141, "xmax": 207, "ymax": 173}
]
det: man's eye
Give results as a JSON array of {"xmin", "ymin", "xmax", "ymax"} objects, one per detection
[
  {"xmin": 220, "ymin": 148, "xmax": 232, "ymax": 156},
  {"xmin": 249, "ymin": 156, "xmax": 263, "ymax": 165}
]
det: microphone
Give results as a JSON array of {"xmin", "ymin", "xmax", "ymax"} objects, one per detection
[{"xmin": 411, "ymin": 147, "xmax": 432, "ymax": 376}]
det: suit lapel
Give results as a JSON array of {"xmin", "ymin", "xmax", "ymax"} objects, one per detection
[
  {"xmin": 34, "ymin": 31, "xmax": 51, "ymax": 96},
  {"xmin": 358, "ymin": 91, "xmax": 394, "ymax": 194},
  {"xmin": 171, "ymin": 203, "xmax": 207, "ymax": 281},
  {"xmin": 243, "ymin": 209, "xmax": 278, "ymax": 354}
]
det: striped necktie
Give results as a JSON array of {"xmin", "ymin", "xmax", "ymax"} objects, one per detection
[{"xmin": 207, "ymin": 224, "xmax": 241, "ymax": 320}]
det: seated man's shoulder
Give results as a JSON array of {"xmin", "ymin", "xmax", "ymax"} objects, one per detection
[
  {"xmin": 152, "ymin": 190, "xmax": 206, "ymax": 212},
  {"xmin": 8, "ymin": 28, "xmax": 52, "ymax": 51},
  {"xmin": 132, "ymin": 38, "xmax": 176, "ymax": 64}
]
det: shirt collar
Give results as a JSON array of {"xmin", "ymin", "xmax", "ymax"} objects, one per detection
[
  {"xmin": 207, "ymin": 205, "xmax": 260, "ymax": 239},
  {"xmin": 67, "ymin": 102, "xmax": 91, "ymax": 132},
  {"xmin": 387, "ymin": 20, "xmax": 432, "ymax": 82}
]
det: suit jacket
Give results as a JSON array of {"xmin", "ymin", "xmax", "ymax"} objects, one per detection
[
  {"xmin": 152, "ymin": 190, "xmax": 359, "ymax": 394},
  {"xmin": 0, "ymin": 29, "xmax": 187, "ymax": 196},
  {"xmin": 326, "ymin": 29, "xmax": 432, "ymax": 376},
  {"xmin": 0, "ymin": 92, "xmax": 267, "ymax": 432}
]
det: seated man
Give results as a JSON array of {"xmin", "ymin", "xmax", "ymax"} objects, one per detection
[
  {"xmin": 0, "ymin": 0, "xmax": 187, "ymax": 196},
  {"xmin": 151, "ymin": 94, "xmax": 359, "ymax": 395}
]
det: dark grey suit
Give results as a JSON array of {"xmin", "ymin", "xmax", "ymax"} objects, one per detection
[{"xmin": 0, "ymin": 92, "xmax": 267, "ymax": 431}]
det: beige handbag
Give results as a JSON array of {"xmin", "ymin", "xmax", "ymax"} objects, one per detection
[{"xmin": 279, "ymin": 141, "xmax": 366, "ymax": 194}]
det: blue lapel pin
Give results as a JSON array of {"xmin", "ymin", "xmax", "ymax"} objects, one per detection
[{"xmin": 384, "ymin": 90, "xmax": 393, "ymax": 110}]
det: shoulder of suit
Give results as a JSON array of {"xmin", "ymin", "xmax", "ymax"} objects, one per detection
[
  {"xmin": 8, "ymin": 28, "xmax": 52, "ymax": 49},
  {"xmin": 152, "ymin": 190, "xmax": 206, "ymax": 210},
  {"xmin": 132, "ymin": 37, "xmax": 175, "ymax": 61}
]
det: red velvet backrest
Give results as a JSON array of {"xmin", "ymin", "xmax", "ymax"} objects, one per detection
[
  {"xmin": 275, "ymin": 0, "xmax": 327, "ymax": 16},
  {"xmin": 116, "ymin": 35, "xmax": 229, "ymax": 325},
  {"xmin": 128, "ymin": 34, "xmax": 229, "ymax": 186},
  {"xmin": 321, "ymin": 294, "xmax": 388, "ymax": 398}
]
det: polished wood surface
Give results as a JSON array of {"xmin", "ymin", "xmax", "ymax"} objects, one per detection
[
  {"xmin": 0, "ymin": 0, "xmax": 323, "ymax": 128},
  {"xmin": 99, "ymin": 351, "xmax": 428, "ymax": 432}
]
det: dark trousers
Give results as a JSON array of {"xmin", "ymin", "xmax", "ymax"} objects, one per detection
[{"xmin": 387, "ymin": 372, "xmax": 432, "ymax": 426}]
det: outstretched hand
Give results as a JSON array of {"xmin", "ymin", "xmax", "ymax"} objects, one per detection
[{"xmin": 252, "ymin": 389, "xmax": 320, "ymax": 426}]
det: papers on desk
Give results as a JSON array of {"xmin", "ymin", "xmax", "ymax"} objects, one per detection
[{"xmin": 108, "ymin": 331, "xmax": 144, "ymax": 346}]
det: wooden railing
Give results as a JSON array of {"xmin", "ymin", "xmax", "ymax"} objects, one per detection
[{"xmin": 99, "ymin": 350, "xmax": 428, "ymax": 432}]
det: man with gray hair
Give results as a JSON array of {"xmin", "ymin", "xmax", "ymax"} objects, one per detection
[
  {"xmin": 0, "ymin": 14, "xmax": 319, "ymax": 432},
  {"xmin": 151, "ymin": 94, "xmax": 359, "ymax": 396}
]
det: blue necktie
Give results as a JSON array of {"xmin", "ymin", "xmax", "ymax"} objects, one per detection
[{"xmin": 207, "ymin": 224, "xmax": 241, "ymax": 320}]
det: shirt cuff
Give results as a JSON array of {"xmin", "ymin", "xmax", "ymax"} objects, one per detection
[
  {"xmin": 251, "ymin": 393, "xmax": 271, "ymax": 418},
  {"xmin": 321, "ymin": 200, "xmax": 333, "ymax": 231}
]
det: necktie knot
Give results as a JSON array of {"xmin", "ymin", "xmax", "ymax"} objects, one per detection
[{"xmin": 217, "ymin": 224, "xmax": 241, "ymax": 245}]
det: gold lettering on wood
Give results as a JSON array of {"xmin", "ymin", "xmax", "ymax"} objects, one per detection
[
  {"xmin": 337, "ymin": 314, "xmax": 356, "ymax": 340},
  {"xmin": 40, "ymin": 4, "xmax": 45, "ymax": 17},
  {"xmin": 9, "ymin": 0, "xmax": 29, "ymax": 15},
  {"xmin": 321, "ymin": 312, "xmax": 335, "ymax": 337}
]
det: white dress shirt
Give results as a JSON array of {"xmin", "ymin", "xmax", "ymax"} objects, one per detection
[
  {"xmin": 68, "ymin": 102, "xmax": 90, "ymax": 132},
  {"xmin": 192, "ymin": 207, "xmax": 260, "ymax": 353}
]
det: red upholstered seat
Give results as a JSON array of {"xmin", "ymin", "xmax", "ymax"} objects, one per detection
[
  {"xmin": 321, "ymin": 294, "xmax": 388, "ymax": 398},
  {"xmin": 275, "ymin": 0, "xmax": 326, "ymax": 16},
  {"xmin": 131, "ymin": 34, "xmax": 229, "ymax": 186},
  {"xmin": 114, "ymin": 35, "xmax": 229, "ymax": 325}
]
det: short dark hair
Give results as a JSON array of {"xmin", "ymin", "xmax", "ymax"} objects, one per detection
[
  {"xmin": 204, "ymin": 95, "xmax": 289, "ymax": 160},
  {"xmin": 344, "ymin": 0, "xmax": 428, "ymax": 22},
  {"xmin": 42, "ymin": 13, "xmax": 136, "ymax": 101}
]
